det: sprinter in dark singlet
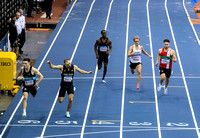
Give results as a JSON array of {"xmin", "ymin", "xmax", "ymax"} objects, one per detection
[
  {"xmin": 94, "ymin": 30, "xmax": 112, "ymax": 83},
  {"xmin": 47, "ymin": 59, "xmax": 93, "ymax": 118},
  {"xmin": 16, "ymin": 58, "xmax": 43, "ymax": 117}
]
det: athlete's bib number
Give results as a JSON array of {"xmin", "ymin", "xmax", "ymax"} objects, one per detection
[
  {"xmin": 133, "ymin": 59, "xmax": 140, "ymax": 61},
  {"xmin": 25, "ymin": 80, "xmax": 34, "ymax": 86},
  {"xmin": 132, "ymin": 55, "xmax": 140, "ymax": 62},
  {"xmin": 161, "ymin": 58, "xmax": 169, "ymax": 64},
  {"xmin": 100, "ymin": 46, "xmax": 108, "ymax": 52},
  {"xmin": 64, "ymin": 76, "xmax": 72, "ymax": 82}
]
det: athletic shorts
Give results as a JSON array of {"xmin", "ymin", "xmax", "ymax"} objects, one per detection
[
  {"xmin": 159, "ymin": 67, "xmax": 171, "ymax": 78},
  {"xmin": 59, "ymin": 82, "xmax": 74, "ymax": 97},
  {"xmin": 129, "ymin": 62, "xmax": 141, "ymax": 70},
  {"xmin": 23, "ymin": 85, "xmax": 37, "ymax": 96},
  {"xmin": 98, "ymin": 53, "xmax": 109, "ymax": 66}
]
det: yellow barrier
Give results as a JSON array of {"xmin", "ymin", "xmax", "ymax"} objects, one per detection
[{"xmin": 0, "ymin": 52, "xmax": 19, "ymax": 95}]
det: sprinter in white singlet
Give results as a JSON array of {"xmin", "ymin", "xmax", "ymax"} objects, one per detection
[{"xmin": 128, "ymin": 36, "xmax": 152, "ymax": 89}]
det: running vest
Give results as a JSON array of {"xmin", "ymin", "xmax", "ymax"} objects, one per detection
[
  {"xmin": 98, "ymin": 37, "xmax": 109, "ymax": 53},
  {"xmin": 130, "ymin": 45, "xmax": 142, "ymax": 63},
  {"xmin": 159, "ymin": 48, "xmax": 172, "ymax": 69},
  {"xmin": 23, "ymin": 66, "xmax": 36, "ymax": 86},
  {"xmin": 61, "ymin": 65, "xmax": 74, "ymax": 83}
]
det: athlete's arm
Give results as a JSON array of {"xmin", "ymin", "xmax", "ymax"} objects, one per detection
[
  {"xmin": 32, "ymin": 67, "xmax": 43, "ymax": 88},
  {"xmin": 172, "ymin": 50, "xmax": 177, "ymax": 62},
  {"xmin": 94, "ymin": 39, "xmax": 99, "ymax": 59},
  {"xmin": 155, "ymin": 49, "xmax": 161, "ymax": 67},
  {"xmin": 47, "ymin": 60, "xmax": 63, "ymax": 69},
  {"xmin": 74, "ymin": 65, "xmax": 93, "ymax": 74},
  {"xmin": 106, "ymin": 40, "xmax": 112, "ymax": 54},
  {"xmin": 127, "ymin": 46, "xmax": 135, "ymax": 57},
  {"xmin": 141, "ymin": 46, "xmax": 152, "ymax": 59}
]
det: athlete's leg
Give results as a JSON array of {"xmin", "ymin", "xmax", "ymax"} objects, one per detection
[
  {"xmin": 67, "ymin": 94, "xmax": 74, "ymax": 112},
  {"xmin": 98, "ymin": 64, "xmax": 102, "ymax": 70},
  {"xmin": 129, "ymin": 62, "xmax": 135, "ymax": 74},
  {"xmin": 160, "ymin": 73, "xmax": 166, "ymax": 85},
  {"xmin": 22, "ymin": 92, "xmax": 28, "ymax": 117},
  {"xmin": 130, "ymin": 68, "xmax": 135, "ymax": 74},
  {"xmin": 58, "ymin": 84, "xmax": 66, "ymax": 103},
  {"xmin": 163, "ymin": 77, "xmax": 170, "ymax": 95},
  {"xmin": 165, "ymin": 77, "xmax": 170, "ymax": 88},
  {"xmin": 157, "ymin": 73, "xmax": 166, "ymax": 92},
  {"xmin": 58, "ymin": 97, "xmax": 64, "ymax": 103},
  {"xmin": 102, "ymin": 62, "xmax": 108, "ymax": 80},
  {"xmin": 136, "ymin": 64, "xmax": 142, "ymax": 85},
  {"xmin": 23, "ymin": 92, "xmax": 28, "ymax": 110},
  {"xmin": 97, "ymin": 58, "xmax": 102, "ymax": 70}
]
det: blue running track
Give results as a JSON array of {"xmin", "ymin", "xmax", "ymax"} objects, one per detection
[{"xmin": 1, "ymin": 0, "xmax": 200, "ymax": 137}]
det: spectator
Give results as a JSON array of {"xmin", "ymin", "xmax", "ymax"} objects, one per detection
[
  {"xmin": 15, "ymin": 12, "xmax": 23, "ymax": 57},
  {"xmin": 15, "ymin": 12, "xmax": 22, "ymax": 36},
  {"xmin": 9, "ymin": 15, "xmax": 19, "ymax": 57},
  {"xmin": 19, "ymin": 9, "xmax": 26, "ymax": 54},
  {"xmin": 45, "ymin": 0, "xmax": 53, "ymax": 19},
  {"xmin": 0, "ymin": 49, "xmax": 2, "ymax": 52},
  {"xmin": 27, "ymin": 0, "xmax": 34, "ymax": 17}
]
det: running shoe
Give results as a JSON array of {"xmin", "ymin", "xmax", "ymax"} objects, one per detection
[
  {"xmin": 157, "ymin": 83, "xmax": 162, "ymax": 92},
  {"xmin": 136, "ymin": 84, "xmax": 140, "ymax": 89},
  {"xmin": 22, "ymin": 112, "xmax": 26, "ymax": 117},
  {"xmin": 164, "ymin": 87, "xmax": 168, "ymax": 95},
  {"xmin": 66, "ymin": 112, "xmax": 70, "ymax": 118},
  {"xmin": 102, "ymin": 79, "xmax": 106, "ymax": 84}
]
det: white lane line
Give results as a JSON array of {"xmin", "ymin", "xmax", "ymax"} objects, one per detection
[
  {"xmin": 0, "ymin": 97, "xmax": 24, "ymax": 137},
  {"xmin": 80, "ymin": 0, "xmax": 114, "ymax": 138},
  {"xmin": 146, "ymin": 0, "xmax": 162, "ymax": 137},
  {"xmin": 120, "ymin": 0, "xmax": 131, "ymax": 137},
  {"xmin": 40, "ymin": 0, "xmax": 96, "ymax": 137},
  {"xmin": 183, "ymin": 0, "xmax": 200, "ymax": 45},
  {"xmin": 80, "ymin": 65, "xmax": 98, "ymax": 138},
  {"xmin": 0, "ymin": 1, "xmax": 78, "ymax": 138},
  {"xmin": 165, "ymin": 0, "xmax": 200, "ymax": 137},
  {"xmin": 41, "ymin": 76, "xmax": 200, "ymax": 80},
  {"xmin": 38, "ymin": 127, "xmax": 197, "ymax": 138}
]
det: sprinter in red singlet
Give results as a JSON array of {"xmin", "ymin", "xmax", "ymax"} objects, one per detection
[{"xmin": 155, "ymin": 39, "xmax": 177, "ymax": 95}]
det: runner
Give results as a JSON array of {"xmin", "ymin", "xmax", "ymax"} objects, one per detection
[
  {"xmin": 16, "ymin": 58, "xmax": 43, "ymax": 117},
  {"xmin": 94, "ymin": 30, "xmax": 112, "ymax": 83},
  {"xmin": 156, "ymin": 39, "xmax": 177, "ymax": 94},
  {"xmin": 128, "ymin": 36, "xmax": 152, "ymax": 89},
  {"xmin": 47, "ymin": 59, "xmax": 93, "ymax": 117}
]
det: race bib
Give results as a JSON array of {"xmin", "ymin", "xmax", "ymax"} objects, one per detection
[
  {"xmin": 64, "ymin": 76, "xmax": 73, "ymax": 82},
  {"xmin": 161, "ymin": 58, "xmax": 169, "ymax": 64},
  {"xmin": 100, "ymin": 46, "xmax": 108, "ymax": 52},
  {"xmin": 25, "ymin": 80, "xmax": 34, "ymax": 86}
]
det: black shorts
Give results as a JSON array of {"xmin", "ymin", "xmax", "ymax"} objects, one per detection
[
  {"xmin": 59, "ymin": 82, "xmax": 74, "ymax": 97},
  {"xmin": 159, "ymin": 67, "xmax": 171, "ymax": 78},
  {"xmin": 129, "ymin": 62, "xmax": 141, "ymax": 70},
  {"xmin": 98, "ymin": 53, "xmax": 109, "ymax": 66},
  {"xmin": 23, "ymin": 86, "xmax": 37, "ymax": 96}
]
